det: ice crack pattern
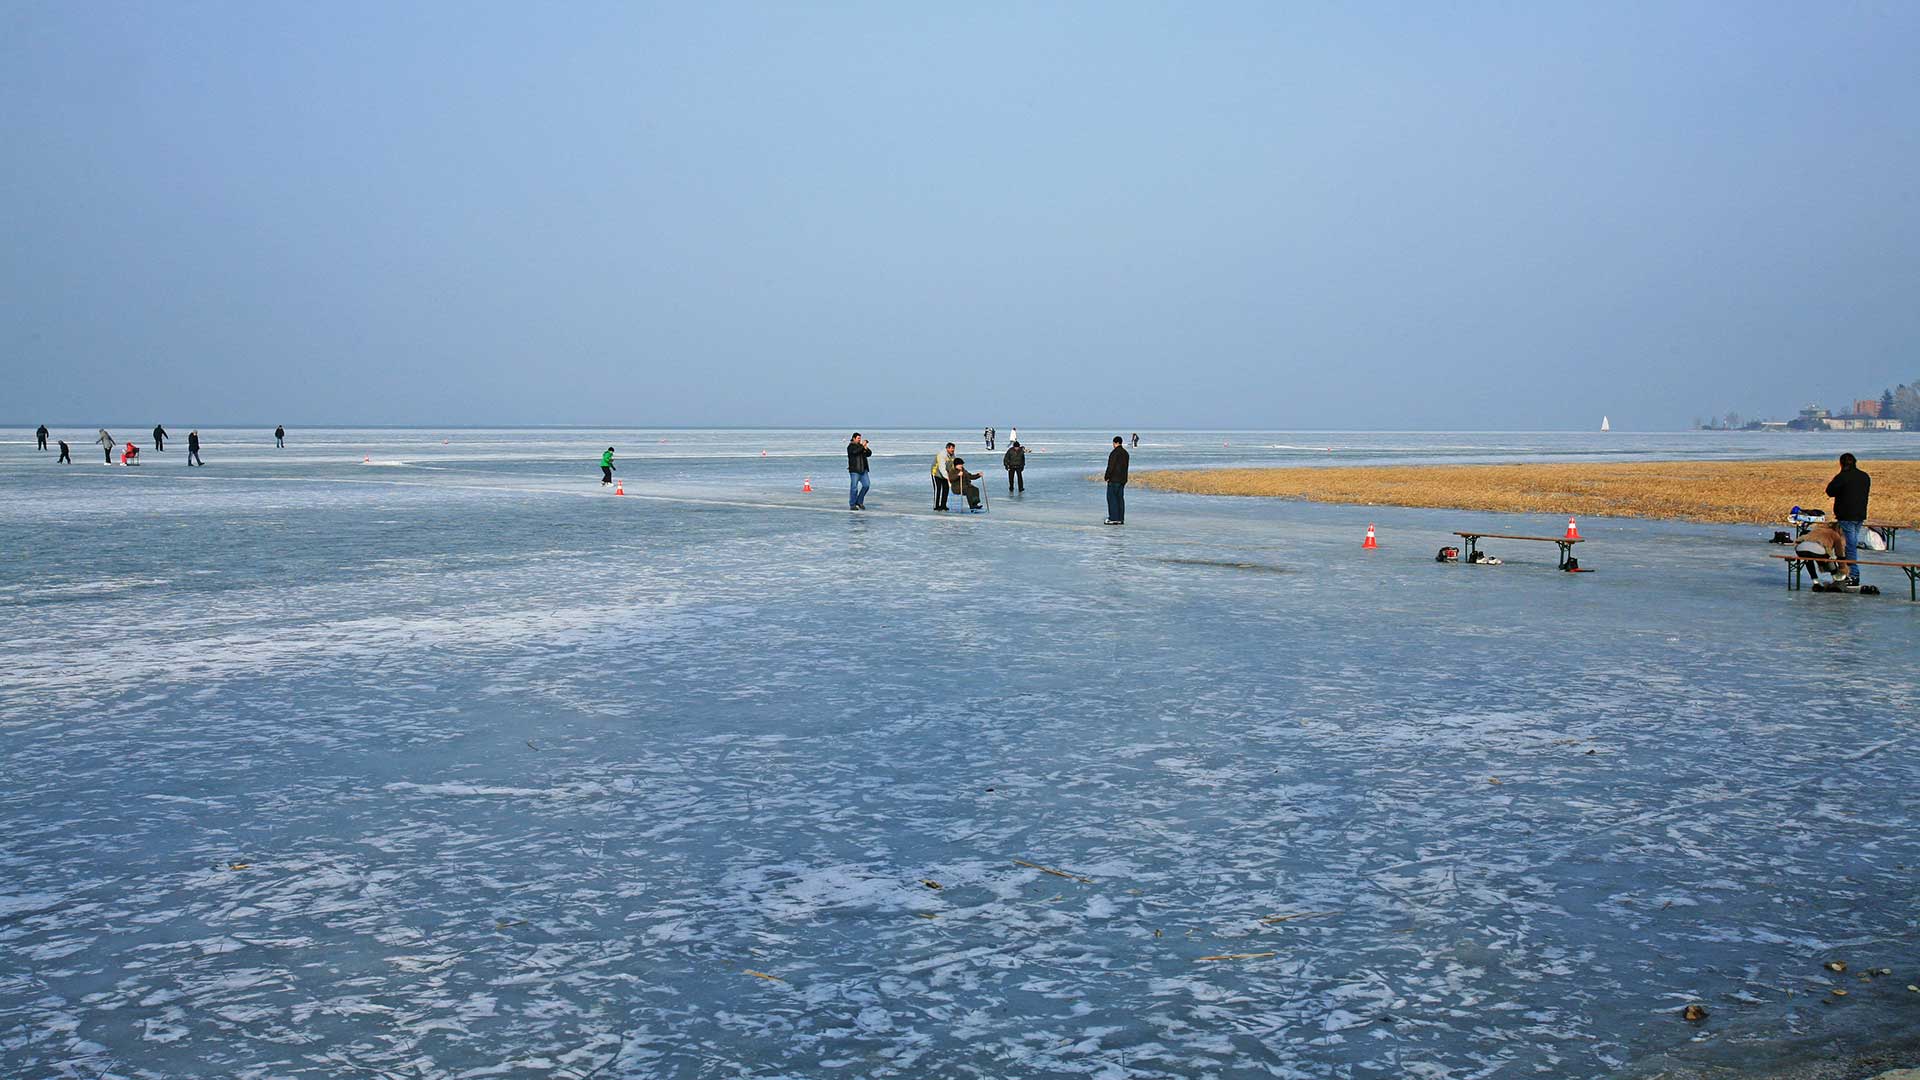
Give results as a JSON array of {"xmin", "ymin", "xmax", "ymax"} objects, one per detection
[{"xmin": 3, "ymin": 428, "xmax": 1918, "ymax": 1078}]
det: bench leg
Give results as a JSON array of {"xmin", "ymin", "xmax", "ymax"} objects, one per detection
[
  {"xmin": 1464, "ymin": 537, "xmax": 1478, "ymax": 562},
  {"xmin": 1907, "ymin": 566, "xmax": 1917, "ymax": 602},
  {"xmin": 1787, "ymin": 559, "xmax": 1800, "ymax": 591},
  {"xmin": 1557, "ymin": 541, "xmax": 1572, "ymax": 570}
]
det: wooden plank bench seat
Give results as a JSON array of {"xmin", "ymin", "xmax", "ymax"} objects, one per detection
[
  {"xmin": 1788, "ymin": 520, "xmax": 1908, "ymax": 551},
  {"xmin": 1771, "ymin": 553, "xmax": 1920, "ymax": 600},
  {"xmin": 1453, "ymin": 532, "xmax": 1583, "ymax": 570}
]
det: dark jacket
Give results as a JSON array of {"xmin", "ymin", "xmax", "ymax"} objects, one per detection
[
  {"xmin": 847, "ymin": 441, "xmax": 871, "ymax": 474},
  {"xmin": 187, "ymin": 432, "xmax": 200, "ymax": 451},
  {"xmin": 1003, "ymin": 445, "xmax": 1025, "ymax": 471},
  {"xmin": 1826, "ymin": 465, "xmax": 1871, "ymax": 521},
  {"xmin": 154, "ymin": 425, "xmax": 167, "ymax": 439},
  {"xmin": 1105, "ymin": 446, "xmax": 1129, "ymax": 484}
]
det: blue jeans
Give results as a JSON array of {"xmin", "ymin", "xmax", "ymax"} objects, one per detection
[
  {"xmin": 1839, "ymin": 520, "xmax": 1862, "ymax": 577},
  {"xmin": 1106, "ymin": 481, "xmax": 1125, "ymax": 523},
  {"xmin": 849, "ymin": 471, "xmax": 869, "ymax": 508}
]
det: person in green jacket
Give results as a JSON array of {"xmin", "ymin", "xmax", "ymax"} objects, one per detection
[{"xmin": 600, "ymin": 447, "xmax": 615, "ymax": 486}]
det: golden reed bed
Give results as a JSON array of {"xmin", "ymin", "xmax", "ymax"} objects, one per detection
[{"xmin": 1129, "ymin": 460, "xmax": 1920, "ymax": 526}]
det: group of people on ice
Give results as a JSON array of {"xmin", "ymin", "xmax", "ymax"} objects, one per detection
[{"xmin": 33, "ymin": 423, "xmax": 287, "ymax": 466}]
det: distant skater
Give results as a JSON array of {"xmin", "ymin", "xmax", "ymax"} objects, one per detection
[
  {"xmin": 152, "ymin": 424, "xmax": 167, "ymax": 451},
  {"xmin": 274, "ymin": 425, "xmax": 285, "ymax": 448},
  {"xmin": 56, "ymin": 439, "xmax": 70, "ymax": 463},
  {"xmin": 932, "ymin": 442, "xmax": 954, "ymax": 511},
  {"xmin": 187, "ymin": 430, "xmax": 202, "ymax": 467},
  {"xmin": 36, "ymin": 425, "xmax": 48, "ymax": 451},
  {"xmin": 97, "ymin": 429, "xmax": 115, "ymax": 464},
  {"xmin": 1010, "ymin": 426, "xmax": 1018, "ymax": 446},
  {"xmin": 1130, "ymin": 432, "xmax": 1139, "ymax": 448},
  {"xmin": 600, "ymin": 446, "xmax": 616, "ymax": 485},
  {"xmin": 1003, "ymin": 440, "xmax": 1025, "ymax": 493},
  {"xmin": 847, "ymin": 432, "xmax": 872, "ymax": 509},
  {"xmin": 1826, "ymin": 453, "xmax": 1871, "ymax": 586},
  {"xmin": 983, "ymin": 426, "xmax": 993, "ymax": 450},
  {"xmin": 1104, "ymin": 435, "xmax": 1129, "ymax": 525}
]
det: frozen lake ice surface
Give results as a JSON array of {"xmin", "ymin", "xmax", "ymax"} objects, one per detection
[{"xmin": 3, "ymin": 427, "xmax": 1918, "ymax": 1079}]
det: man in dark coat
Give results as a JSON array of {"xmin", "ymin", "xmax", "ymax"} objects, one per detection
[
  {"xmin": 846, "ymin": 433, "xmax": 871, "ymax": 510},
  {"xmin": 1002, "ymin": 441, "xmax": 1026, "ymax": 493},
  {"xmin": 1825, "ymin": 453, "xmax": 1871, "ymax": 585},
  {"xmin": 1104, "ymin": 436, "xmax": 1129, "ymax": 525}
]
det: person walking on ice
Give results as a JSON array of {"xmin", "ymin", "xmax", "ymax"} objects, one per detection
[
  {"xmin": 1104, "ymin": 435, "xmax": 1129, "ymax": 525},
  {"xmin": 56, "ymin": 438, "xmax": 71, "ymax": 463},
  {"xmin": 600, "ymin": 447, "xmax": 616, "ymax": 486},
  {"xmin": 847, "ymin": 432, "xmax": 872, "ymax": 510},
  {"xmin": 1003, "ymin": 440, "xmax": 1025, "ymax": 493},
  {"xmin": 96, "ymin": 429, "xmax": 115, "ymax": 464},
  {"xmin": 36, "ymin": 425, "xmax": 48, "ymax": 451},
  {"xmin": 187, "ymin": 430, "xmax": 202, "ymax": 467},
  {"xmin": 932, "ymin": 442, "xmax": 954, "ymax": 511},
  {"xmin": 1826, "ymin": 452, "xmax": 1870, "ymax": 587},
  {"xmin": 274, "ymin": 425, "xmax": 285, "ymax": 448},
  {"xmin": 152, "ymin": 424, "xmax": 167, "ymax": 451}
]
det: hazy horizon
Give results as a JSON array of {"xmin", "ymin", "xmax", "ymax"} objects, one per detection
[{"xmin": 6, "ymin": 3, "xmax": 1918, "ymax": 430}]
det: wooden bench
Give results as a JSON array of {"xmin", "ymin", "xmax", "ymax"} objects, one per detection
[
  {"xmin": 1454, "ymin": 532, "xmax": 1583, "ymax": 570},
  {"xmin": 1788, "ymin": 520, "xmax": 1906, "ymax": 552},
  {"xmin": 1771, "ymin": 553, "xmax": 1920, "ymax": 600}
]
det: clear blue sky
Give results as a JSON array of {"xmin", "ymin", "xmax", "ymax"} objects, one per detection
[{"xmin": 4, "ymin": 2, "xmax": 1916, "ymax": 429}]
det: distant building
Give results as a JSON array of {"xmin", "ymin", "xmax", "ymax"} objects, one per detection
[
  {"xmin": 1823, "ymin": 416, "xmax": 1904, "ymax": 431},
  {"xmin": 1788, "ymin": 405, "xmax": 1831, "ymax": 431},
  {"xmin": 1754, "ymin": 420, "xmax": 1791, "ymax": 431},
  {"xmin": 1853, "ymin": 399, "xmax": 1883, "ymax": 418}
]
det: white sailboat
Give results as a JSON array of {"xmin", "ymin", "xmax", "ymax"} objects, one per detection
[{"xmin": 1600, "ymin": 416, "xmax": 1611, "ymax": 432}]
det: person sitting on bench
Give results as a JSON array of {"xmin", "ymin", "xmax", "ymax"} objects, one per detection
[
  {"xmin": 952, "ymin": 456, "xmax": 985, "ymax": 511},
  {"xmin": 1795, "ymin": 521, "xmax": 1849, "ymax": 588},
  {"xmin": 120, "ymin": 441, "xmax": 141, "ymax": 466}
]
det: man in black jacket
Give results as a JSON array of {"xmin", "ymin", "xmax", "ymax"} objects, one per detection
[
  {"xmin": 153, "ymin": 423, "xmax": 168, "ymax": 451},
  {"xmin": 1825, "ymin": 453, "xmax": 1871, "ymax": 585},
  {"xmin": 1003, "ymin": 441, "xmax": 1025, "ymax": 493},
  {"xmin": 1104, "ymin": 435, "xmax": 1129, "ymax": 525},
  {"xmin": 36, "ymin": 425, "xmax": 49, "ymax": 451},
  {"xmin": 846, "ymin": 433, "xmax": 871, "ymax": 510}
]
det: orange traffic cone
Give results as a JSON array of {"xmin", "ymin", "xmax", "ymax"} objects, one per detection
[
  {"xmin": 802, "ymin": 477, "xmax": 813, "ymax": 493},
  {"xmin": 1363, "ymin": 524, "xmax": 1378, "ymax": 549},
  {"xmin": 615, "ymin": 479, "xmax": 624, "ymax": 496},
  {"xmin": 1565, "ymin": 516, "xmax": 1581, "ymax": 540}
]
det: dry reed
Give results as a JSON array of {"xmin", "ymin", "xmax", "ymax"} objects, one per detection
[{"xmin": 1129, "ymin": 460, "xmax": 1920, "ymax": 526}]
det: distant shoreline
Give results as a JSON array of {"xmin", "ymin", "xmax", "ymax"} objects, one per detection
[{"xmin": 1129, "ymin": 460, "xmax": 1920, "ymax": 526}]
